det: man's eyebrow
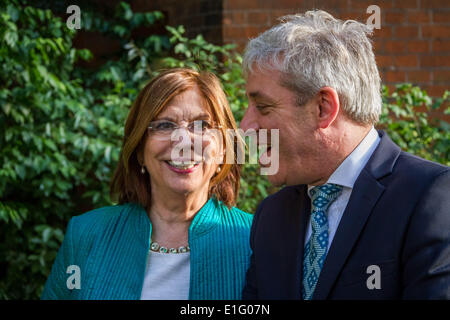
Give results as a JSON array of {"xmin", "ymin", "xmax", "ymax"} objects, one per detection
[{"xmin": 247, "ymin": 91, "xmax": 274, "ymax": 102}]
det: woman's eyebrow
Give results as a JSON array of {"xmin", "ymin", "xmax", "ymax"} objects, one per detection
[
  {"xmin": 154, "ymin": 113, "xmax": 211, "ymax": 122},
  {"xmin": 153, "ymin": 116, "xmax": 176, "ymax": 122},
  {"xmin": 191, "ymin": 113, "xmax": 211, "ymax": 120}
]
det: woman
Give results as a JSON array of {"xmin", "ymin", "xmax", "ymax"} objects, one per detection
[{"xmin": 41, "ymin": 68, "xmax": 253, "ymax": 300}]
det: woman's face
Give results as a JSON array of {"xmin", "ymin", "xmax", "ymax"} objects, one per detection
[{"xmin": 142, "ymin": 87, "xmax": 223, "ymax": 197}]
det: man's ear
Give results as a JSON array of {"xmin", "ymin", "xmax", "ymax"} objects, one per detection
[{"xmin": 316, "ymin": 86, "xmax": 340, "ymax": 129}]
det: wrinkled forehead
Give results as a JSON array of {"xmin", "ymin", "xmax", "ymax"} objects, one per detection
[
  {"xmin": 245, "ymin": 67, "xmax": 283, "ymax": 94},
  {"xmin": 156, "ymin": 87, "xmax": 214, "ymax": 122}
]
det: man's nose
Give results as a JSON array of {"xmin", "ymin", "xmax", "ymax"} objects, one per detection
[{"xmin": 240, "ymin": 106, "xmax": 259, "ymax": 131}]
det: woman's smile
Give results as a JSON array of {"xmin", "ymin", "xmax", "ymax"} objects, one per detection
[{"xmin": 165, "ymin": 160, "xmax": 201, "ymax": 173}]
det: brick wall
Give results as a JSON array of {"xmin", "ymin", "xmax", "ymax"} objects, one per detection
[
  {"xmin": 222, "ymin": 0, "xmax": 450, "ymax": 98},
  {"xmin": 100, "ymin": 0, "xmax": 449, "ymax": 102}
]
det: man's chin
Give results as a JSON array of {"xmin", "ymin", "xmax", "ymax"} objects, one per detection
[{"xmin": 266, "ymin": 172, "xmax": 285, "ymax": 187}]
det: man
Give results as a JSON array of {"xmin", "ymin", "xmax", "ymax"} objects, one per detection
[{"xmin": 240, "ymin": 10, "xmax": 449, "ymax": 299}]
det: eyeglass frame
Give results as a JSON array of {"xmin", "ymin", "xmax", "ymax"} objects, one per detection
[{"xmin": 147, "ymin": 119, "xmax": 223, "ymax": 141}]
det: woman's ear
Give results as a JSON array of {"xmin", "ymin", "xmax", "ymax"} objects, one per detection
[
  {"xmin": 136, "ymin": 145, "xmax": 145, "ymax": 167},
  {"xmin": 316, "ymin": 86, "xmax": 340, "ymax": 129}
]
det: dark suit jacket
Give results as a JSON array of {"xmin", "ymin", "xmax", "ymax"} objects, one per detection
[{"xmin": 243, "ymin": 131, "xmax": 450, "ymax": 300}]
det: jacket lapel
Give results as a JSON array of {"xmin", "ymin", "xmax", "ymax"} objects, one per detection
[
  {"xmin": 84, "ymin": 203, "xmax": 151, "ymax": 300},
  {"xmin": 311, "ymin": 130, "xmax": 401, "ymax": 299},
  {"xmin": 312, "ymin": 170, "xmax": 385, "ymax": 299},
  {"xmin": 288, "ymin": 185, "xmax": 310, "ymax": 299}
]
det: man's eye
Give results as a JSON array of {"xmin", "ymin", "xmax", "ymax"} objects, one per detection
[{"xmin": 256, "ymin": 105, "xmax": 270, "ymax": 113}]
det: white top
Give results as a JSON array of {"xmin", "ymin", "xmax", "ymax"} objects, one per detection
[
  {"xmin": 140, "ymin": 250, "xmax": 190, "ymax": 300},
  {"xmin": 305, "ymin": 127, "xmax": 381, "ymax": 252}
]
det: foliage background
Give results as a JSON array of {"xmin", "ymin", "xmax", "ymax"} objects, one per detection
[{"xmin": 0, "ymin": 1, "xmax": 448, "ymax": 299}]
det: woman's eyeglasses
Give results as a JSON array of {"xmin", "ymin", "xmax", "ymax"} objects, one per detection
[{"xmin": 148, "ymin": 120, "xmax": 222, "ymax": 141}]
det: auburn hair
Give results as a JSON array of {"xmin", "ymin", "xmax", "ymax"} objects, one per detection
[{"xmin": 110, "ymin": 68, "xmax": 242, "ymax": 210}]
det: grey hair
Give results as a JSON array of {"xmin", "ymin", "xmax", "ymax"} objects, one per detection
[{"xmin": 243, "ymin": 10, "xmax": 382, "ymax": 124}]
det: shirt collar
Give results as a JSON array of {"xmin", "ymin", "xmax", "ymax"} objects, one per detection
[{"xmin": 308, "ymin": 127, "xmax": 380, "ymax": 196}]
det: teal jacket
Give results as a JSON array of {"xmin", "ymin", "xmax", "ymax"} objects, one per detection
[{"xmin": 41, "ymin": 198, "xmax": 253, "ymax": 300}]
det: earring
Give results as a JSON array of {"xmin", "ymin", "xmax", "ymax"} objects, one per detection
[
  {"xmin": 216, "ymin": 166, "xmax": 221, "ymax": 173},
  {"xmin": 141, "ymin": 166, "xmax": 146, "ymax": 174}
]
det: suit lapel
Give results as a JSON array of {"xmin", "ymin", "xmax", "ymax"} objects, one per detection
[
  {"xmin": 269, "ymin": 185, "xmax": 309, "ymax": 299},
  {"xmin": 311, "ymin": 130, "xmax": 401, "ymax": 299},
  {"xmin": 288, "ymin": 185, "xmax": 310, "ymax": 299},
  {"xmin": 312, "ymin": 169, "xmax": 385, "ymax": 299}
]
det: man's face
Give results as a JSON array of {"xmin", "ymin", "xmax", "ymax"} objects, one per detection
[{"xmin": 241, "ymin": 68, "xmax": 323, "ymax": 186}]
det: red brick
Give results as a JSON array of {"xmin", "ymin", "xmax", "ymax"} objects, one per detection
[
  {"xmin": 421, "ymin": 85, "xmax": 449, "ymax": 97},
  {"xmin": 224, "ymin": 0, "xmax": 260, "ymax": 10},
  {"xmin": 248, "ymin": 11, "xmax": 270, "ymax": 26},
  {"xmin": 433, "ymin": 39, "xmax": 450, "ymax": 51},
  {"xmin": 337, "ymin": 10, "xmax": 365, "ymax": 22},
  {"xmin": 372, "ymin": 39, "xmax": 384, "ymax": 52},
  {"xmin": 270, "ymin": 10, "xmax": 297, "ymax": 24},
  {"xmin": 378, "ymin": 1, "xmax": 394, "ymax": 9},
  {"xmin": 422, "ymin": 26, "xmax": 450, "ymax": 39},
  {"xmin": 394, "ymin": 26, "xmax": 419, "ymax": 38},
  {"xmin": 421, "ymin": 0, "xmax": 450, "ymax": 9},
  {"xmin": 223, "ymin": 17, "xmax": 232, "ymax": 26},
  {"xmin": 407, "ymin": 40, "xmax": 430, "ymax": 53},
  {"xmin": 407, "ymin": 70, "xmax": 432, "ymax": 83},
  {"xmin": 348, "ymin": 0, "xmax": 375, "ymax": 9},
  {"xmin": 348, "ymin": 0, "xmax": 391, "ymax": 10},
  {"xmin": 384, "ymin": 70, "xmax": 406, "ymax": 82},
  {"xmin": 223, "ymin": 26, "xmax": 242, "ymax": 39},
  {"xmin": 224, "ymin": 25, "xmax": 264, "ymax": 40},
  {"xmin": 274, "ymin": 0, "xmax": 305, "ymax": 8},
  {"xmin": 223, "ymin": 11, "xmax": 247, "ymax": 26},
  {"xmin": 421, "ymin": 55, "xmax": 450, "ymax": 67},
  {"xmin": 373, "ymin": 26, "xmax": 392, "ymax": 37},
  {"xmin": 393, "ymin": 0, "xmax": 419, "ymax": 9},
  {"xmin": 394, "ymin": 55, "xmax": 418, "ymax": 67},
  {"xmin": 322, "ymin": 0, "xmax": 352, "ymax": 9},
  {"xmin": 384, "ymin": 40, "xmax": 408, "ymax": 53},
  {"xmin": 433, "ymin": 12, "xmax": 450, "ymax": 23},
  {"xmin": 376, "ymin": 54, "xmax": 394, "ymax": 68},
  {"xmin": 384, "ymin": 11, "xmax": 407, "ymax": 24},
  {"xmin": 434, "ymin": 70, "xmax": 450, "ymax": 82},
  {"xmin": 408, "ymin": 11, "xmax": 431, "ymax": 24},
  {"xmin": 245, "ymin": 26, "xmax": 265, "ymax": 38}
]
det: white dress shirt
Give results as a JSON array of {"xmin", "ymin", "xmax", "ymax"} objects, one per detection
[{"xmin": 305, "ymin": 127, "xmax": 381, "ymax": 252}]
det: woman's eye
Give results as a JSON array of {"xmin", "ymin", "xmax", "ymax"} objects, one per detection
[
  {"xmin": 156, "ymin": 122, "xmax": 176, "ymax": 130},
  {"xmin": 191, "ymin": 120, "xmax": 212, "ymax": 131}
]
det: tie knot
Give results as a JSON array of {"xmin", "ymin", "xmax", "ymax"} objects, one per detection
[{"xmin": 310, "ymin": 183, "xmax": 343, "ymax": 211}]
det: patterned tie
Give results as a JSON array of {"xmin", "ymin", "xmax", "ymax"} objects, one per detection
[{"xmin": 302, "ymin": 183, "xmax": 343, "ymax": 300}]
